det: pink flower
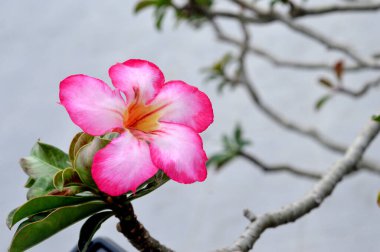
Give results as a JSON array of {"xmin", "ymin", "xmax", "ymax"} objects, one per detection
[{"xmin": 59, "ymin": 59, "xmax": 214, "ymax": 196}]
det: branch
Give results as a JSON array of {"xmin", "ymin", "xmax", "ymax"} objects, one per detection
[
  {"xmin": 240, "ymin": 63, "xmax": 347, "ymax": 153},
  {"xmin": 234, "ymin": 14, "xmax": 321, "ymax": 181},
  {"xmin": 290, "ymin": 2, "xmax": 380, "ymax": 18},
  {"xmin": 276, "ymin": 14, "xmax": 369, "ymax": 65},
  {"xmin": 209, "ymin": 17, "xmax": 380, "ymax": 174},
  {"xmin": 234, "ymin": 0, "xmax": 372, "ymax": 66},
  {"xmin": 209, "ymin": 11, "xmax": 267, "ymax": 23},
  {"xmin": 110, "ymin": 197, "xmax": 174, "ymax": 252},
  {"xmin": 336, "ymin": 76, "xmax": 380, "ymax": 97},
  {"xmin": 361, "ymin": 158, "xmax": 380, "ymax": 175},
  {"xmin": 226, "ymin": 1, "xmax": 380, "ymax": 20},
  {"xmin": 220, "ymin": 117, "xmax": 380, "ymax": 251},
  {"xmin": 239, "ymin": 150, "xmax": 322, "ymax": 180},
  {"xmin": 210, "ymin": 15, "xmax": 379, "ymax": 72}
]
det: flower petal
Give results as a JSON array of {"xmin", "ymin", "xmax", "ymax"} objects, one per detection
[
  {"xmin": 150, "ymin": 81, "xmax": 213, "ymax": 133},
  {"xmin": 60, "ymin": 74, "xmax": 126, "ymax": 136},
  {"xmin": 149, "ymin": 122, "xmax": 207, "ymax": 184},
  {"xmin": 92, "ymin": 132, "xmax": 159, "ymax": 196},
  {"xmin": 109, "ymin": 59, "xmax": 164, "ymax": 104}
]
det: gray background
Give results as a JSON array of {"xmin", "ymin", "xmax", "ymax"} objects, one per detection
[{"xmin": 1, "ymin": 0, "xmax": 380, "ymax": 251}]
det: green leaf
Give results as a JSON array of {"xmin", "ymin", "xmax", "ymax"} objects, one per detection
[
  {"xmin": 48, "ymin": 186, "xmax": 90, "ymax": 197},
  {"xmin": 54, "ymin": 168, "xmax": 82, "ymax": 191},
  {"xmin": 27, "ymin": 176, "xmax": 55, "ymax": 200},
  {"xmin": 207, "ymin": 153, "xmax": 235, "ymax": 169},
  {"xmin": 217, "ymin": 81, "xmax": 228, "ymax": 93},
  {"xmin": 208, "ymin": 124, "xmax": 251, "ymax": 171},
  {"xmin": 74, "ymin": 137, "xmax": 109, "ymax": 188},
  {"xmin": 157, "ymin": 0, "xmax": 171, "ymax": 7},
  {"xmin": 233, "ymin": 125, "xmax": 251, "ymax": 147},
  {"xmin": 234, "ymin": 124, "xmax": 242, "ymax": 142},
  {"xmin": 212, "ymin": 53, "xmax": 232, "ymax": 73},
  {"xmin": 9, "ymin": 201, "xmax": 107, "ymax": 252},
  {"xmin": 53, "ymin": 170, "xmax": 64, "ymax": 191},
  {"xmin": 15, "ymin": 213, "xmax": 49, "ymax": 232},
  {"xmin": 20, "ymin": 156, "xmax": 61, "ymax": 179},
  {"xmin": 24, "ymin": 177, "xmax": 35, "ymax": 188},
  {"xmin": 72, "ymin": 133, "xmax": 94, "ymax": 162},
  {"xmin": 127, "ymin": 171, "xmax": 170, "ymax": 201},
  {"xmin": 20, "ymin": 142, "xmax": 71, "ymax": 199},
  {"xmin": 20, "ymin": 142, "xmax": 70, "ymax": 198},
  {"xmin": 30, "ymin": 142, "xmax": 69, "ymax": 172},
  {"xmin": 315, "ymin": 94, "xmax": 332, "ymax": 111},
  {"xmin": 135, "ymin": 0, "xmax": 158, "ymax": 13},
  {"xmin": 63, "ymin": 167, "xmax": 82, "ymax": 185},
  {"xmin": 372, "ymin": 114, "xmax": 380, "ymax": 123},
  {"xmin": 155, "ymin": 8, "xmax": 166, "ymax": 30},
  {"xmin": 69, "ymin": 132, "xmax": 84, "ymax": 163},
  {"xmin": 318, "ymin": 77, "xmax": 334, "ymax": 88},
  {"xmin": 7, "ymin": 195, "xmax": 100, "ymax": 229},
  {"xmin": 195, "ymin": 0, "xmax": 213, "ymax": 7},
  {"xmin": 77, "ymin": 211, "xmax": 114, "ymax": 252},
  {"xmin": 101, "ymin": 132, "xmax": 120, "ymax": 141}
]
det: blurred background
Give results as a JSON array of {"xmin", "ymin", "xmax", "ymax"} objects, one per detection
[{"xmin": 1, "ymin": 0, "xmax": 380, "ymax": 251}]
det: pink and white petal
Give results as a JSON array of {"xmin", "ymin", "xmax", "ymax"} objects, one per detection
[
  {"xmin": 149, "ymin": 81, "xmax": 213, "ymax": 133},
  {"xmin": 92, "ymin": 132, "xmax": 159, "ymax": 196},
  {"xmin": 60, "ymin": 74, "xmax": 127, "ymax": 136},
  {"xmin": 109, "ymin": 59, "xmax": 164, "ymax": 104},
  {"xmin": 149, "ymin": 122, "xmax": 207, "ymax": 184}
]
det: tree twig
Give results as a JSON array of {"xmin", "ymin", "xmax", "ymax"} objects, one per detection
[
  {"xmin": 233, "ymin": 0, "xmax": 372, "ymax": 66},
  {"xmin": 219, "ymin": 116, "xmax": 380, "ymax": 251},
  {"xmin": 289, "ymin": 2, "xmax": 380, "ymax": 18},
  {"xmin": 209, "ymin": 15, "xmax": 378, "ymax": 71},
  {"xmin": 336, "ymin": 76, "xmax": 380, "ymax": 97},
  {"xmin": 209, "ymin": 17, "xmax": 380, "ymax": 174},
  {"xmin": 229, "ymin": 0, "xmax": 380, "ymax": 20},
  {"xmin": 238, "ymin": 150, "xmax": 322, "ymax": 180}
]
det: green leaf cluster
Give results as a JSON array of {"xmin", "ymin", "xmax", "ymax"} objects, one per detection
[
  {"xmin": 134, "ymin": 0, "xmax": 172, "ymax": 29},
  {"xmin": 7, "ymin": 195, "xmax": 107, "ymax": 252},
  {"xmin": 20, "ymin": 133, "xmax": 112, "ymax": 199},
  {"xmin": 207, "ymin": 124, "xmax": 251, "ymax": 170},
  {"xmin": 10, "ymin": 131, "xmax": 172, "ymax": 251},
  {"xmin": 203, "ymin": 53, "xmax": 236, "ymax": 93},
  {"xmin": 9, "ymin": 133, "xmax": 116, "ymax": 251},
  {"xmin": 314, "ymin": 60, "xmax": 346, "ymax": 112},
  {"xmin": 20, "ymin": 142, "xmax": 72, "ymax": 199},
  {"xmin": 372, "ymin": 114, "xmax": 380, "ymax": 123},
  {"xmin": 134, "ymin": 0, "xmax": 213, "ymax": 30}
]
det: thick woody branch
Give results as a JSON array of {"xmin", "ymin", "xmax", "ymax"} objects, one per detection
[
  {"xmin": 110, "ymin": 197, "xmax": 174, "ymax": 252},
  {"xmin": 220, "ymin": 117, "xmax": 380, "ymax": 251}
]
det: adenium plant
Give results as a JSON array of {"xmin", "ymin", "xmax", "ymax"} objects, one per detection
[{"xmin": 7, "ymin": 59, "xmax": 213, "ymax": 252}]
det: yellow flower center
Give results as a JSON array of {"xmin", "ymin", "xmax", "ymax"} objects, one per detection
[{"xmin": 123, "ymin": 91, "xmax": 167, "ymax": 133}]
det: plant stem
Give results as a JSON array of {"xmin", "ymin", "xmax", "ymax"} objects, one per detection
[{"xmin": 110, "ymin": 196, "xmax": 174, "ymax": 252}]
